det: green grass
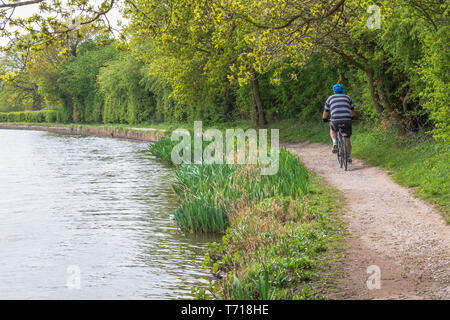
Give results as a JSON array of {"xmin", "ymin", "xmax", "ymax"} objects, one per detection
[
  {"xmin": 148, "ymin": 136, "xmax": 179, "ymax": 162},
  {"xmin": 269, "ymin": 119, "xmax": 330, "ymax": 143},
  {"xmin": 6, "ymin": 118, "xmax": 445, "ymax": 297}
]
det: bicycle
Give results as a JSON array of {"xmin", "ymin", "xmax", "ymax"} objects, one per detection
[
  {"xmin": 336, "ymin": 123, "xmax": 348, "ymax": 171},
  {"xmin": 323, "ymin": 119, "xmax": 351, "ymax": 171}
]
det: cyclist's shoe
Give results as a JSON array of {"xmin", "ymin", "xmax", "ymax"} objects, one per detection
[
  {"xmin": 332, "ymin": 144, "xmax": 338, "ymax": 154},
  {"xmin": 347, "ymin": 156, "xmax": 352, "ymax": 163}
]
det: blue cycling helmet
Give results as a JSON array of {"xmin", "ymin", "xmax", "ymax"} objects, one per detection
[{"xmin": 333, "ymin": 84, "xmax": 344, "ymax": 92}]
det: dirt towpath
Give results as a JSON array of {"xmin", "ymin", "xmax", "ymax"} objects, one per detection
[{"xmin": 285, "ymin": 142, "xmax": 450, "ymax": 300}]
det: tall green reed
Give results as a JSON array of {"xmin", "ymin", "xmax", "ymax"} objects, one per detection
[{"xmin": 150, "ymin": 138, "xmax": 310, "ymax": 233}]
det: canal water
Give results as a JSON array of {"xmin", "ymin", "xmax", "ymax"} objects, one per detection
[{"xmin": 0, "ymin": 129, "xmax": 215, "ymax": 299}]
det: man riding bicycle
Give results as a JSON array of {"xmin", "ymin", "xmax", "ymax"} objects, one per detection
[{"xmin": 322, "ymin": 84, "xmax": 355, "ymax": 163}]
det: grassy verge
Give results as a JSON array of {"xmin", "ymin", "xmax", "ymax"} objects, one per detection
[{"xmin": 150, "ymin": 137, "xmax": 346, "ymax": 299}]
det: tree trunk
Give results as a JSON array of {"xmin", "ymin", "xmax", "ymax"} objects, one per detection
[
  {"xmin": 401, "ymin": 86, "xmax": 412, "ymax": 114},
  {"xmin": 377, "ymin": 77, "xmax": 403, "ymax": 124},
  {"xmin": 401, "ymin": 86, "xmax": 413, "ymax": 131},
  {"xmin": 32, "ymin": 93, "xmax": 43, "ymax": 111},
  {"xmin": 251, "ymin": 94, "xmax": 258, "ymax": 126},
  {"xmin": 250, "ymin": 78, "xmax": 266, "ymax": 127},
  {"xmin": 366, "ymin": 71, "xmax": 383, "ymax": 115},
  {"xmin": 377, "ymin": 78, "xmax": 393, "ymax": 114},
  {"xmin": 225, "ymin": 88, "xmax": 236, "ymax": 120}
]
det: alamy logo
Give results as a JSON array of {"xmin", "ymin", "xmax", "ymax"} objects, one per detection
[
  {"xmin": 367, "ymin": 5, "xmax": 381, "ymax": 30},
  {"xmin": 366, "ymin": 265, "xmax": 381, "ymax": 290},
  {"xmin": 67, "ymin": 10, "xmax": 82, "ymax": 30},
  {"xmin": 66, "ymin": 265, "xmax": 81, "ymax": 290},
  {"xmin": 171, "ymin": 121, "xmax": 280, "ymax": 175}
]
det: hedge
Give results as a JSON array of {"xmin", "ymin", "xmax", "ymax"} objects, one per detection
[{"xmin": 0, "ymin": 110, "xmax": 58, "ymax": 123}]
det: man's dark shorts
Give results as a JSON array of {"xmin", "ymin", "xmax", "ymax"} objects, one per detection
[{"xmin": 330, "ymin": 120, "xmax": 352, "ymax": 137}]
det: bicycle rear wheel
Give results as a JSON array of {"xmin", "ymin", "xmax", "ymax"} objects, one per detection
[
  {"xmin": 337, "ymin": 139, "xmax": 342, "ymax": 167},
  {"xmin": 342, "ymin": 137, "xmax": 348, "ymax": 171}
]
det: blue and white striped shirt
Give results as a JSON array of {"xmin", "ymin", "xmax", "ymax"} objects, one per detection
[{"xmin": 324, "ymin": 94, "xmax": 354, "ymax": 121}]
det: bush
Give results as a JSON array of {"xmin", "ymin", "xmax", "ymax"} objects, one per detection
[
  {"xmin": 0, "ymin": 110, "xmax": 58, "ymax": 123},
  {"xmin": 45, "ymin": 110, "xmax": 57, "ymax": 123},
  {"xmin": 0, "ymin": 112, "xmax": 7, "ymax": 122}
]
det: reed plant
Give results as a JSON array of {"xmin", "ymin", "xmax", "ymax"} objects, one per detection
[
  {"xmin": 150, "ymin": 137, "xmax": 311, "ymax": 233},
  {"xmin": 148, "ymin": 137, "xmax": 179, "ymax": 162}
]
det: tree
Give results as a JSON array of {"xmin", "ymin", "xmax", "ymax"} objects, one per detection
[
  {"xmin": 213, "ymin": 0, "xmax": 448, "ymax": 131},
  {"xmin": 25, "ymin": 24, "xmax": 107, "ymax": 111},
  {"xmin": 1, "ymin": 0, "xmax": 116, "ymax": 51},
  {"xmin": 57, "ymin": 38, "xmax": 117, "ymax": 122},
  {"xmin": 125, "ymin": 0, "xmax": 268, "ymax": 125},
  {"xmin": 0, "ymin": 48, "xmax": 43, "ymax": 111},
  {"xmin": 98, "ymin": 52, "xmax": 156, "ymax": 124}
]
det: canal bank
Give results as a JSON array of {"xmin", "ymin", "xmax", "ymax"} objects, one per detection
[{"xmin": 0, "ymin": 123, "xmax": 168, "ymax": 142}]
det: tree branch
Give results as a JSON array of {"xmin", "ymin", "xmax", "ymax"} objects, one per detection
[
  {"xmin": 224, "ymin": 0, "xmax": 346, "ymax": 30},
  {"xmin": 0, "ymin": 0, "xmax": 44, "ymax": 9}
]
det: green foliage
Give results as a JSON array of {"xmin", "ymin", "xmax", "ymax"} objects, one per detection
[
  {"xmin": 416, "ymin": 25, "xmax": 450, "ymax": 143},
  {"xmin": 0, "ymin": 0, "xmax": 115, "ymax": 53},
  {"xmin": 1, "ymin": 0, "xmax": 447, "ymax": 301},
  {"xmin": 0, "ymin": 50, "xmax": 43, "ymax": 112},
  {"xmin": 44, "ymin": 110, "xmax": 58, "ymax": 122},
  {"xmin": 148, "ymin": 137, "xmax": 179, "ymax": 162},
  {"xmin": 1, "ymin": 0, "xmax": 448, "ymax": 141},
  {"xmin": 0, "ymin": 110, "xmax": 58, "ymax": 123},
  {"xmin": 57, "ymin": 39, "xmax": 117, "ymax": 123},
  {"xmin": 174, "ymin": 200, "xmax": 229, "ymax": 233},
  {"xmin": 98, "ymin": 54, "xmax": 156, "ymax": 124},
  {"xmin": 150, "ymin": 135, "xmax": 341, "ymax": 299},
  {"xmin": 141, "ymin": 73, "xmax": 187, "ymax": 123},
  {"xmin": 237, "ymin": 55, "xmax": 346, "ymax": 122},
  {"xmin": 230, "ymin": 276, "xmax": 249, "ymax": 300}
]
